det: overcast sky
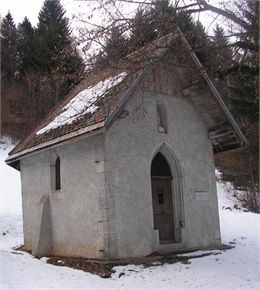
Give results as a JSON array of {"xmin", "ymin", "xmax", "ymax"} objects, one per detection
[
  {"xmin": 0, "ymin": 0, "xmax": 83, "ymax": 25},
  {"xmin": 0, "ymin": 0, "xmax": 225, "ymax": 36},
  {"xmin": 1, "ymin": 0, "xmax": 44, "ymax": 24}
]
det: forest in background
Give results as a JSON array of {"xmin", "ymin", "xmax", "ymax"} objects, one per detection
[
  {"xmin": 1, "ymin": 0, "xmax": 85, "ymax": 139},
  {"xmin": 1, "ymin": 0, "xmax": 258, "ymax": 212}
]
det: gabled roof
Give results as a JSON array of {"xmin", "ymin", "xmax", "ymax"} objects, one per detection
[{"xmin": 6, "ymin": 30, "xmax": 247, "ymax": 168}]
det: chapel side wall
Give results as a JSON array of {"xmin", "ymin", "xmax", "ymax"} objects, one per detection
[
  {"xmin": 104, "ymin": 89, "xmax": 221, "ymax": 259},
  {"xmin": 20, "ymin": 152, "xmax": 50, "ymax": 251},
  {"xmin": 20, "ymin": 133, "xmax": 106, "ymax": 258}
]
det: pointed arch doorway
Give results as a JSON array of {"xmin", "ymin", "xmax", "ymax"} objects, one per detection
[{"xmin": 151, "ymin": 152, "xmax": 175, "ymax": 243}]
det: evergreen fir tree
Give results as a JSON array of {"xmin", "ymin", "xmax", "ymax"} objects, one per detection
[
  {"xmin": 209, "ymin": 7, "xmax": 259, "ymax": 210},
  {"xmin": 35, "ymin": 0, "xmax": 84, "ymax": 99},
  {"xmin": 17, "ymin": 17, "xmax": 36, "ymax": 75},
  {"xmin": 212, "ymin": 25, "xmax": 232, "ymax": 70},
  {"xmin": 207, "ymin": 25, "xmax": 233, "ymax": 109},
  {"xmin": 36, "ymin": 0, "xmax": 72, "ymax": 74},
  {"xmin": 1, "ymin": 1, "xmax": 84, "ymax": 139},
  {"xmin": 1, "ymin": 13, "xmax": 30, "ymax": 138},
  {"xmin": 150, "ymin": 0, "xmax": 176, "ymax": 36},
  {"xmin": 104, "ymin": 27, "xmax": 129, "ymax": 61},
  {"xmin": 95, "ymin": 26, "xmax": 129, "ymax": 67},
  {"xmin": 129, "ymin": 9, "xmax": 156, "ymax": 50},
  {"xmin": 190, "ymin": 21, "xmax": 210, "ymax": 66},
  {"xmin": 1, "ymin": 12, "xmax": 18, "ymax": 82}
]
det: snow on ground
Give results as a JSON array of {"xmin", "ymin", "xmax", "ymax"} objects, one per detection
[
  {"xmin": 0, "ymin": 137, "xmax": 21, "ymax": 215},
  {"xmin": 0, "ymin": 140, "xmax": 260, "ymax": 290},
  {"xmin": 36, "ymin": 72, "xmax": 127, "ymax": 135}
]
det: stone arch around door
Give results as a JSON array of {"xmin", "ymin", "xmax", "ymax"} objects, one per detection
[{"xmin": 151, "ymin": 143, "xmax": 184, "ymax": 244}]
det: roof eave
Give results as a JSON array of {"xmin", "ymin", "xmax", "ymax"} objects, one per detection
[
  {"xmin": 176, "ymin": 27, "xmax": 247, "ymax": 148},
  {"xmin": 106, "ymin": 29, "xmax": 247, "ymax": 148},
  {"xmin": 7, "ymin": 30, "xmax": 247, "ymax": 164},
  {"xmin": 6, "ymin": 121, "xmax": 105, "ymax": 166}
]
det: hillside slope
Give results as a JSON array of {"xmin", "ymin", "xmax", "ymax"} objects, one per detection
[{"xmin": 0, "ymin": 140, "xmax": 259, "ymax": 290}]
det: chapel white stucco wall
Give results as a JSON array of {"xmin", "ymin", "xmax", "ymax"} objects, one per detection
[
  {"xmin": 19, "ymin": 80, "xmax": 221, "ymax": 260},
  {"xmin": 104, "ymin": 89, "xmax": 221, "ymax": 259},
  {"xmin": 20, "ymin": 134, "xmax": 106, "ymax": 258}
]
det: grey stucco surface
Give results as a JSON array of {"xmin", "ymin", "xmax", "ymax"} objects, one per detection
[
  {"xmin": 104, "ymin": 87, "xmax": 221, "ymax": 259},
  {"xmin": 19, "ymin": 71, "xmax": 221, "ymax": 260},
  {"xmin": 20, "ymin": 134, "xmax": 106, "ymax": 258}
]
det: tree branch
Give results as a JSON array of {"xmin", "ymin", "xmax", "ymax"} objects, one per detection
[
  {"xmin": 196, "ymin": 0, "xmax": 250, "ymax": 31},
  {"xmin": 229, "ymin": 41, "xmax": 259, "ymax": 52}
]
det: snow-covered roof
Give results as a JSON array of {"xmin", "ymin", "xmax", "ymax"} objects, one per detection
[
  {"xmin": 36, "ymin": 72, "xmax": 127, "ymax": 136},
  {"xmin": 7, "ymin": 31, "xmax": 246, "ymax": 165},
  {"xmin": 8, "ymin": 65, "xmax": 135, "ymax": 159}
]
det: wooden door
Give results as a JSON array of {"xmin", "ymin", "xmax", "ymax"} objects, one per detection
[{"xmin": 152, "ymin": 178, "xmax": 175, "ymax": 243}]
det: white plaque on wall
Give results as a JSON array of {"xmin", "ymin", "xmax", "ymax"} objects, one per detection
[{"xmin": 195, "ymin": 191, "xmax": 208, "ymax": 201}]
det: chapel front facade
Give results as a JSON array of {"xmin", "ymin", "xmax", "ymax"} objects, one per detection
[{"xmin": 19, "ymin": 76, "xmax": 221, "ymax": 259}]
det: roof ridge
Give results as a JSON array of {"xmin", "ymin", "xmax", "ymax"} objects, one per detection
[{"xmin": 6, "ymin": 28, "xmax": 246, "ymax": 164}]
